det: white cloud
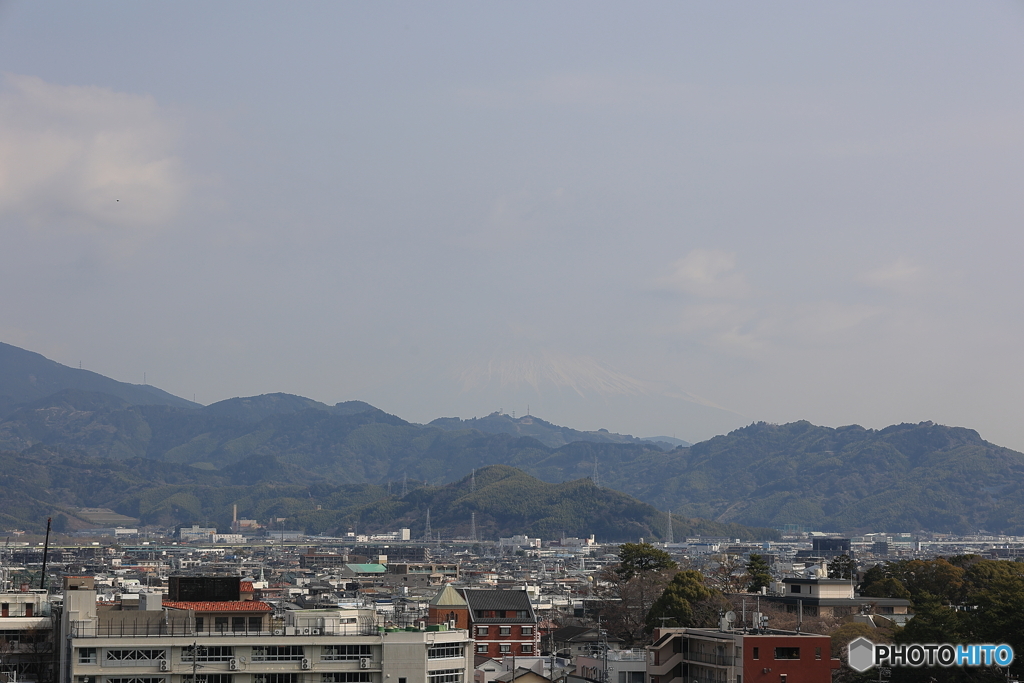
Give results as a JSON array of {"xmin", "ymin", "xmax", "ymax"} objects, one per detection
[
  {"xmin": 857, "ymin": 257, "xmax": 923, "ymax": 289},
  {"xmin": 659, "ymin": 249, "xmax": 749, "ymax": 298},
  {"xmin": 0, "ymin": 74, "xmax": 184, "ymax": 236}
]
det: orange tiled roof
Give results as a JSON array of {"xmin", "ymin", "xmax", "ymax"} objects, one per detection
[
  {"xmin": 162, "ymin": 600, "xmax": 273, "ymax": 612},
  {"xmin": 240, "ymin": 582, "xmax": 254, "ymax": 592}
]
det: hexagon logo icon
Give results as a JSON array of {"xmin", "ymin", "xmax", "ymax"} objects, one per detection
[{"xmin": 848, "ymin": 637, "xmax": 876, "ymax": 672}]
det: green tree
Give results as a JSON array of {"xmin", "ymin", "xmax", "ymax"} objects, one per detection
[
  {"xmin": 860, "ymin": 577, "xmax": 911, "ymax": 600},
  {"xmin": 746, "ymin": 554, "xmax": 772, "ymax": 593},
  {"xmin": 616, "ymin": 542, "xmax": 677, "ymax": 581},
  {"xmin": 645, "ymin": 570, "xmax": 724, "ymax": 632},
  {"xmin": 827, "ymin": 554, "xmax": 856, "ymax": 579}
]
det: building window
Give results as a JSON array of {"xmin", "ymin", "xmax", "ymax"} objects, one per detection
[
  {"xmin": 428, "ymin": 645, "xmax": 464, "ymax": 659},
  {"xmin": 499, "ymin": 645, "xmax": 511, "ymax": 653},
  {"xmin": 252, "ymin": 646, "xmax": 305, "ymax": 662},
  {"xmin": 428, "ymin": 670, "xmax": 464, "ymax": 683},
  {"xmin": 214, "ymin": 617, "xmax": 228, "ymax": 632},
  {"xmin": 476, "ymin": 626, "xmax": 489, "ymax": 636},
  {"xmin": 106, "ymin": 650, "xmax": 167, "ymax": 664},
  {"xmin": 323, "ymin": 645, "xmax": 372, "ymax": 661},
  {"xmin": 78, "ymin": 648, "xmax": 98, "ymax": 665},
  {"xmin": 521, "ymin": 645, "xmax": 533, "ymax": 654},
  {"xmin": 521, "ymin": 627, "xmax": 533, "ymax": 636},
  {"xmin": 105, "ymin": 679, "xmax": 166, "ymax": 683},
  {"xmin": 322, "ymin": 675, "xmax": 371, "ymax": 683},
  {"xmin": 790, "ymin": 585, "xmax": 801, "ymax": 593},
  {"xmin": 232, "ymin": 617, "xmax": 246, "ymax": 632},
  {"xmin": 182, "ymin": 646, "xmax": 234, "ymax": 663},
  {"xmin": 499, "ymin": 627, "xmax": 511, "ymax": 636},
  {"xmin": 477, "ymin": 645, "xmax": 488, "ymax": 654},
  {"xmin": 253, "ymin": 676, "xmax": 298, "ymax": 683},
  {"xmin": 774, "ymin": 648, "xmax": 800, "ymax": 660},
  {"xmin": 183, "ymin": 676, "xmax": 234, "ymax": 683},
  {"xmin": 779, "ymin": 676, "xmax": 787, "ymax": 683},
  {"xmin": 195, "ymin": 617, "xmax": 204, "ymax": 632},
  {"xmin": 752, "ymin": 648, "xmax": 758, "ymax": 660},
  {"xmin": 249, "ymin": 616, "xmax": 263, "ymax": 631},
  {"xmin": 815, "ymin": 647, "xmax": 821, "ymax": 660}
]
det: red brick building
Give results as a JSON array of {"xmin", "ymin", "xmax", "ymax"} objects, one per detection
[{"xmin": 428, "ymin": 587, "xmax": 539, "ymax": 658}]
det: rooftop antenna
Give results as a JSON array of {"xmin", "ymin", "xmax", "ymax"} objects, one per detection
[
  {"xmin": 424, "ymin": 508, "xmax": 432, "ymax": 542},
  {"xmin": 666, "ymin": 509, "xmax": 674, "ymax": 544}
]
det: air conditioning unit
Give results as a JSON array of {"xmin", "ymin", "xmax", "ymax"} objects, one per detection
[
  {"xmin": 359, "ymin": 658, "xmax": 370, "ymax": 669},
  {"xmin": 418, "ymin": 621, "xmax": 426, "ymax": 630},
  {"xmin": 448, "ymin": 619, "xmax": 456, "ymax": 629},
  {"xmin": 159, "ymin": 660, "xmax": 170, "ymax": 672},
  {"xmin": 274, "ymin": 629, "xmax": 284, "ymax": 635},
  {"xmin": 229, "ymin": 659, "xmax": 239, "ymax": 671},
  {"xmin": 302, "ymin": 627, "xmax": 312, "ymax": 635},
  {"xmin": 300, "ymin": 658, "xmax": 312, "ymax": 670},
  {"xmin": 311, "ymin": 628, "xmax": 321, "ymax": 635}
]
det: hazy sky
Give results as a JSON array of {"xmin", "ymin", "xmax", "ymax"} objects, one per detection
[{"xmin": 3, "ymin": 2, "xmax": 1024, "ymax": 447}]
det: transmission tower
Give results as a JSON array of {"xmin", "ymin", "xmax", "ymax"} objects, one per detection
[
  {"xmin": 471, "ymin": 469, "xmax": 476, "ymax": 493},
  {"xmin": 424, "ymin": 507, "xmax": 432, "ymax": 542},
  {"xmin": 666, "ymin": 509, "xmax": 674, "ymax": 544},
  {"xmin": 470, "ymin": 512, "xmax": 477, "ymax": 542}
]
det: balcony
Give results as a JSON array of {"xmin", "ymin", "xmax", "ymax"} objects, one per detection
[
  {"xmin": 681, "ymin": 651, "xmax": 739, "ymax": 667},
  {"xmin": 647, "ymin": 650, "xmax": 682, "ymax": 677},
  {"xmin": 68, "ymin": 621, "xmax": 380, "ymax": 638}
]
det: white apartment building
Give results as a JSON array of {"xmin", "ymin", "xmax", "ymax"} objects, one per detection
[{"xmin": 59, "ymin": 584, "xmax": 472, "ymax": 683}]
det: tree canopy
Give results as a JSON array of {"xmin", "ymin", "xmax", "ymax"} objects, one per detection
[
  {"xmin": 746, "ymin": 553, "xmax": 772, "ymax": 593},
  {"xmin": 616, "ymin": 542, "xmax": 677, "ymax": 581},
  {"xmin": 645, "ymin": 570, "xmax": 724, "ymax": 632}
]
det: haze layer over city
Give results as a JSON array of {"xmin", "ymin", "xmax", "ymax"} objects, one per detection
[{"xmin": 2, "ymin": 3, "xmax": 1024, "ymax": 447}]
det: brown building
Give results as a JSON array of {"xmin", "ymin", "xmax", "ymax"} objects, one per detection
[
  {"xmin": 648, "ymin": 627, "xmax": 840, "ymax": 683},
  {"xmin": 429, "ymin": 588, "xmax": 539, "ymax": 659}
]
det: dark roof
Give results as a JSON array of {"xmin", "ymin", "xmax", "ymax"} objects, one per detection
[
  {"xmin": 767, "ymin": 596, "xmax": 912, "ymax": 607},
  {"xmin": 552, "ymin": 625, "xmax": 594, "ymax": 642},
  {"xmin": 461, "ymin": 589, "xmax": 536, "ymax": 622}
]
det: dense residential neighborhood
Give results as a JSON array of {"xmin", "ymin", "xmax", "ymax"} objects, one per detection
[{"xmin": 3, "ymin": 524, "xmax": 1024, "ymax": 683}]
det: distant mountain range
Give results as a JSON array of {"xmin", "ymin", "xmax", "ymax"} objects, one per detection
[
  {"xmin": 2, "ymin": 341, "xmax": 1024, "ymax": 535},
  {"xmin": 429, "ymin": 412, "xmax": 689, "ymax": 450},
  {"xmin": 0, "ymin": 342, "xmax": 198, "ymax": 416}
]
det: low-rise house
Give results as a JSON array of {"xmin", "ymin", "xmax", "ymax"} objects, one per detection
[{"xmin": 763, "ymin": 577, "xmax": 912, "ymax": 621}]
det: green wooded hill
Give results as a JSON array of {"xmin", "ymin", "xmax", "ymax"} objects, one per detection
[
  {"xmin": 4, "ymin": 343, "xmax": 1024, "ymax": 534},
  {"xmin": 0, "ymin": 448, "xmax": 776, "ymax": 541}
]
